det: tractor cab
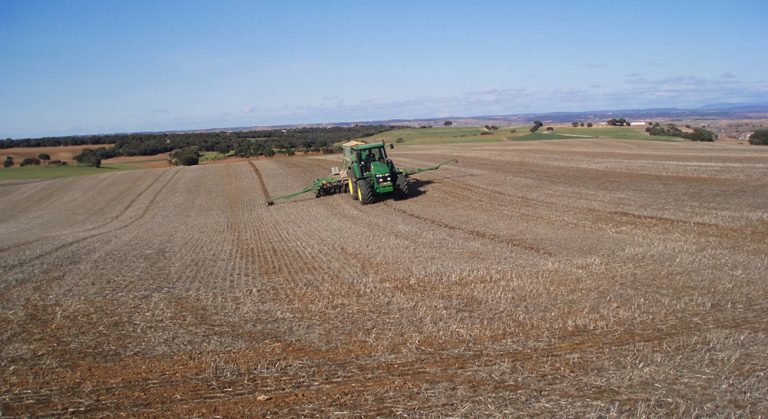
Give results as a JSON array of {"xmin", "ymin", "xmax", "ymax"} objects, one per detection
[{"xmin": 358, "ymin": 145, "xmax": 387, "ymax": 174}]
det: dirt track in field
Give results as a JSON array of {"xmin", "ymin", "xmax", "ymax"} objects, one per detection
[{"xmin": 1, "ymin": 139, "xmax": 767, "ymax": 416}]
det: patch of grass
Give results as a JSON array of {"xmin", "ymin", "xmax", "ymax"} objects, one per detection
[
  {"xmin": 199, "ymin": 151, "xmax": 234, "ymax": 162},
  {"xmin": 359, "ymin": 125, "xmax": 684, "ymax": 145},
  {"xmin": 360, "ymin": 126, "xmax": 513, "ymax": 146},
  {"xmin": 554, "ymin": 126, "xmax": 682, "ymax": 142},
  {"xmin": 514, "ymin": 133, "xmax": 579, "ymax": 141},
  {"xmin": 0, "ymin": 164, "xmax": 136, "ymax": 180}
]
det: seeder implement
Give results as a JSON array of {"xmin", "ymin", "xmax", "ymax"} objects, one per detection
[{"xmin": 266, "ymin": 141, "xmax": 456, "ymax": 206}]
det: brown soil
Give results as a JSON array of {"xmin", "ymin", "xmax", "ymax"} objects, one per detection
[
  {"xmin": 1, "ymin": 139, "xmax": 767, "ymax": 416},
  {"xmin": 1, "ymin": 144, "xmax": 114, "ymax": 164},
  {"xmin": 107, "ymin": 153, "xmax": 171, "ymax": 168}
]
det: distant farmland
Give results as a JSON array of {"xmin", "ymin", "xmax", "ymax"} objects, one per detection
[{"xmin": 1, "ymin": 137, "xmax": 767, "ymax": 415}]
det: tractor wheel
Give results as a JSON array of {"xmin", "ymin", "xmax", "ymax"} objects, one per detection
[
  {"xmin": 357, "ymin": 179, "xmax": 374, "ymax": 205},
  {"xmin": 395, "ymin": 174, "xmax": 410, "ymax": 200},
  {"xmin": 349, "ymin": 177, "xmax": 358, "ymax": 200}
]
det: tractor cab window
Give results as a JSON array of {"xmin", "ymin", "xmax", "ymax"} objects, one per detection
[{"xmin": 360, "ymin": 147, "xmax": 386, "ymax": 172}]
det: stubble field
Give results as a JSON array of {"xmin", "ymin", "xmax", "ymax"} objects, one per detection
[{"xmin": 1, "ymin": 138, "xmax": 767, "ymax": 416}]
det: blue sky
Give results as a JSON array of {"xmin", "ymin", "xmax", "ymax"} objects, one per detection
[{"xmin": 1, "ymin": 0, "xmax": 767, "ymax": 138}]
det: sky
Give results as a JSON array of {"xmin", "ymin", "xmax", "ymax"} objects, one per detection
[{"xmin": 1, "ymin": 0, "xmax": 767, "ymax": 138}]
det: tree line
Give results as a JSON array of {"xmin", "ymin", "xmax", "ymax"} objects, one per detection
[{"xmin": 3, "ymin": 125, "xmax": 397, "ymax": 162}]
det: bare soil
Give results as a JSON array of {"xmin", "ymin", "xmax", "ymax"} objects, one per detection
[
  {"xmin": 107, "ymin": 153, "xmax": 171, "ymax": 168},
  {"xmin": 1, "ymin": 139, "xmax": 767, "ymax": 416}
]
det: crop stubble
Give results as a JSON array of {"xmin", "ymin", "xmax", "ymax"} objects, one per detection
[{"xmin": 1, "ymin": 139, "xmax": 767, "ymax": 416}]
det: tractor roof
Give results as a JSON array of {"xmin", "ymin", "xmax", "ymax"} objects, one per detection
[{"xmin": 352, "ymin": 142, "xmax": 385, "ymax": 150}]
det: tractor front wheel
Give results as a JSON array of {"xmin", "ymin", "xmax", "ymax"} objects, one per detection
[
  {"xmin": 357, "ymin": 179, "xmax": 374, "ymax": 205},
  {"xmin": 395, "ymin": 174, "xmax": 410, "ymax": 200}
]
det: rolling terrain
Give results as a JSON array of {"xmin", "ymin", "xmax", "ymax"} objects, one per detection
[{"xmin": 1, "ymin": 138, "xmax": 767, "ymax": 416}]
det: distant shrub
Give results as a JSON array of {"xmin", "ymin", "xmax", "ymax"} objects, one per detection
[
  {"xmin": 586, "ymin": 122, "xmax": 593, "ymax": 127},
  {"xmin": 509, "ymin": 129, "xmax": 516, "ymax": 134},
  {"xmin": 170, "ymin": 148, "xmax": 200, "ymax": 166},
  {"xmin": 749, "ymin": 129, "xmax": 768, "ymax": 145},
  {"xmin": 73, "ymin": 148, "xmax": 106, "ymax": 167},
  {"xmin": 21, "ymin": 157, "xmax": 41, "ymax": 167},
  {"xmin": 443, "ymin": 120, "xmax": 453, "ymax": 126},
  {"xmin": 580, "ymin": 122, "xmax": 585, "ymax": 127},
  {"xmin": 396, "ymin": 137, "xmax": 405, "ymax": 143},
  {"xmin": 572, "ymin": 122, "xmax": 579, "ymax": 127},
  {"xmin": 479, "ymin": 131, "xmax": 493, "ymax": 135},
  {"xmin": 3, "ymin": 156, "xmax": 12, "ymax": 168},
  {"xmin": 606, "ymin": 118, "xmax": 630, "ymax": 126},
  {"xmin": 683, "ymin": 128, "xmax": 717, "ymax": 142},
  {"xmin": 545, "ymin": 127, "xmax": 554, "ymax": 132}
]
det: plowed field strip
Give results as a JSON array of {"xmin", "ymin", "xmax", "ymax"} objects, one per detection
[
  {"xmin": 5, "ymin": 302, "xmax": 764, "ymax": 415},
  {"xmin": 0, "ymin": 170, "xmax": 159, "ymax": 253},
  {"xmin": 0, "ymin": 169, "xmax": 181, "ymax": 292}
]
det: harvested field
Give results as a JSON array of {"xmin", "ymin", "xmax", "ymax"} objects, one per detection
[
  {"xmin": 1, "ymin": 144, "xmax": 113, "ymax": 164},
  {"xmin": 1, "ymin": 138, "xmax": 767, "ymax": 416}
]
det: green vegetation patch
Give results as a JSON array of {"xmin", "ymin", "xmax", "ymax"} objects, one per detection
[
  {"xmin": 364, "ymin": 126, "xmax": 509, "ymax": 145},
  {"xmin": 199, "ymin": 151, "xmax": 235, "ymax": 162},
  {"xmin": 554, "ymin": 126, "xmax": 682, "ymax": 142},
  {"xmin": 515, "ymin": 133, "xmax": 580, "ymax": 141}
]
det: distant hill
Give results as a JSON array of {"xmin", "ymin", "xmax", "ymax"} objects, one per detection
[{"xmin": 8, "ymin": 102, "xmax": 768, "ymax": 140}]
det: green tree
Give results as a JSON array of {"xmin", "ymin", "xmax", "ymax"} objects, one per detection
[
  {"xmin": 748, "ymin": 129, "xmax": 768, "ymax": 145},
  {"xmin": 572, "ymin": 122, "xmax": 579, "ymax": 127},
  {"xmin": 586, "ymin": 122, "xmax": 593, "ymax": 127},
  {"xmin": 443, "ymin": 120, "xmax": 453, "ymax": 126},
  {"xmin": 530, "ymin": 125, "xmax": 540, "ymax": 133},
  {"xmin": 3, "ymin": 156, "xmax": 13, "ymax": 168},
  {"xmin": 38, "ymin": 153, "xmax": 51, "ymax": 165}
]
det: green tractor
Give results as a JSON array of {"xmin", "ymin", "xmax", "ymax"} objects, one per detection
[
  {"xmin": 266, "ymin": 141, "xmax": 456, "ymax": 206},
  {"xmin": 344, "ymin": 141, "xmax": 408, "ymax": 204}
]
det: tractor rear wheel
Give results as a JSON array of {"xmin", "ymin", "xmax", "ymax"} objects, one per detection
[
  {"xmin": 395, "ymin": 174, "xmax": 410, "ymax": 200},
  {"xmin": 357, "ymin": 179, "xmax": 374, "ymax": 205}
]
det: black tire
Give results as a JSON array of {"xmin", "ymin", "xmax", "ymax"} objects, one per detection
[
  {"xmin": 357, "ymin": 179, "xmax": 374, "ymax": 205},
  {"xmin": 395, "ymin": 173, "xmax": 410, "ymax": 200},
  {"xmin": 348, "ymin": 173, "xmax": 358, "ymax": 200}
]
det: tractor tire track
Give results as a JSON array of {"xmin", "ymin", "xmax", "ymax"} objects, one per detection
[
  {"xmin": 384, "ymin": 201, "xmax": 552, "ymax": 256},
  {"xmin": 247, "ymin": 160, "xmax": 271, "ymax": 203}
]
